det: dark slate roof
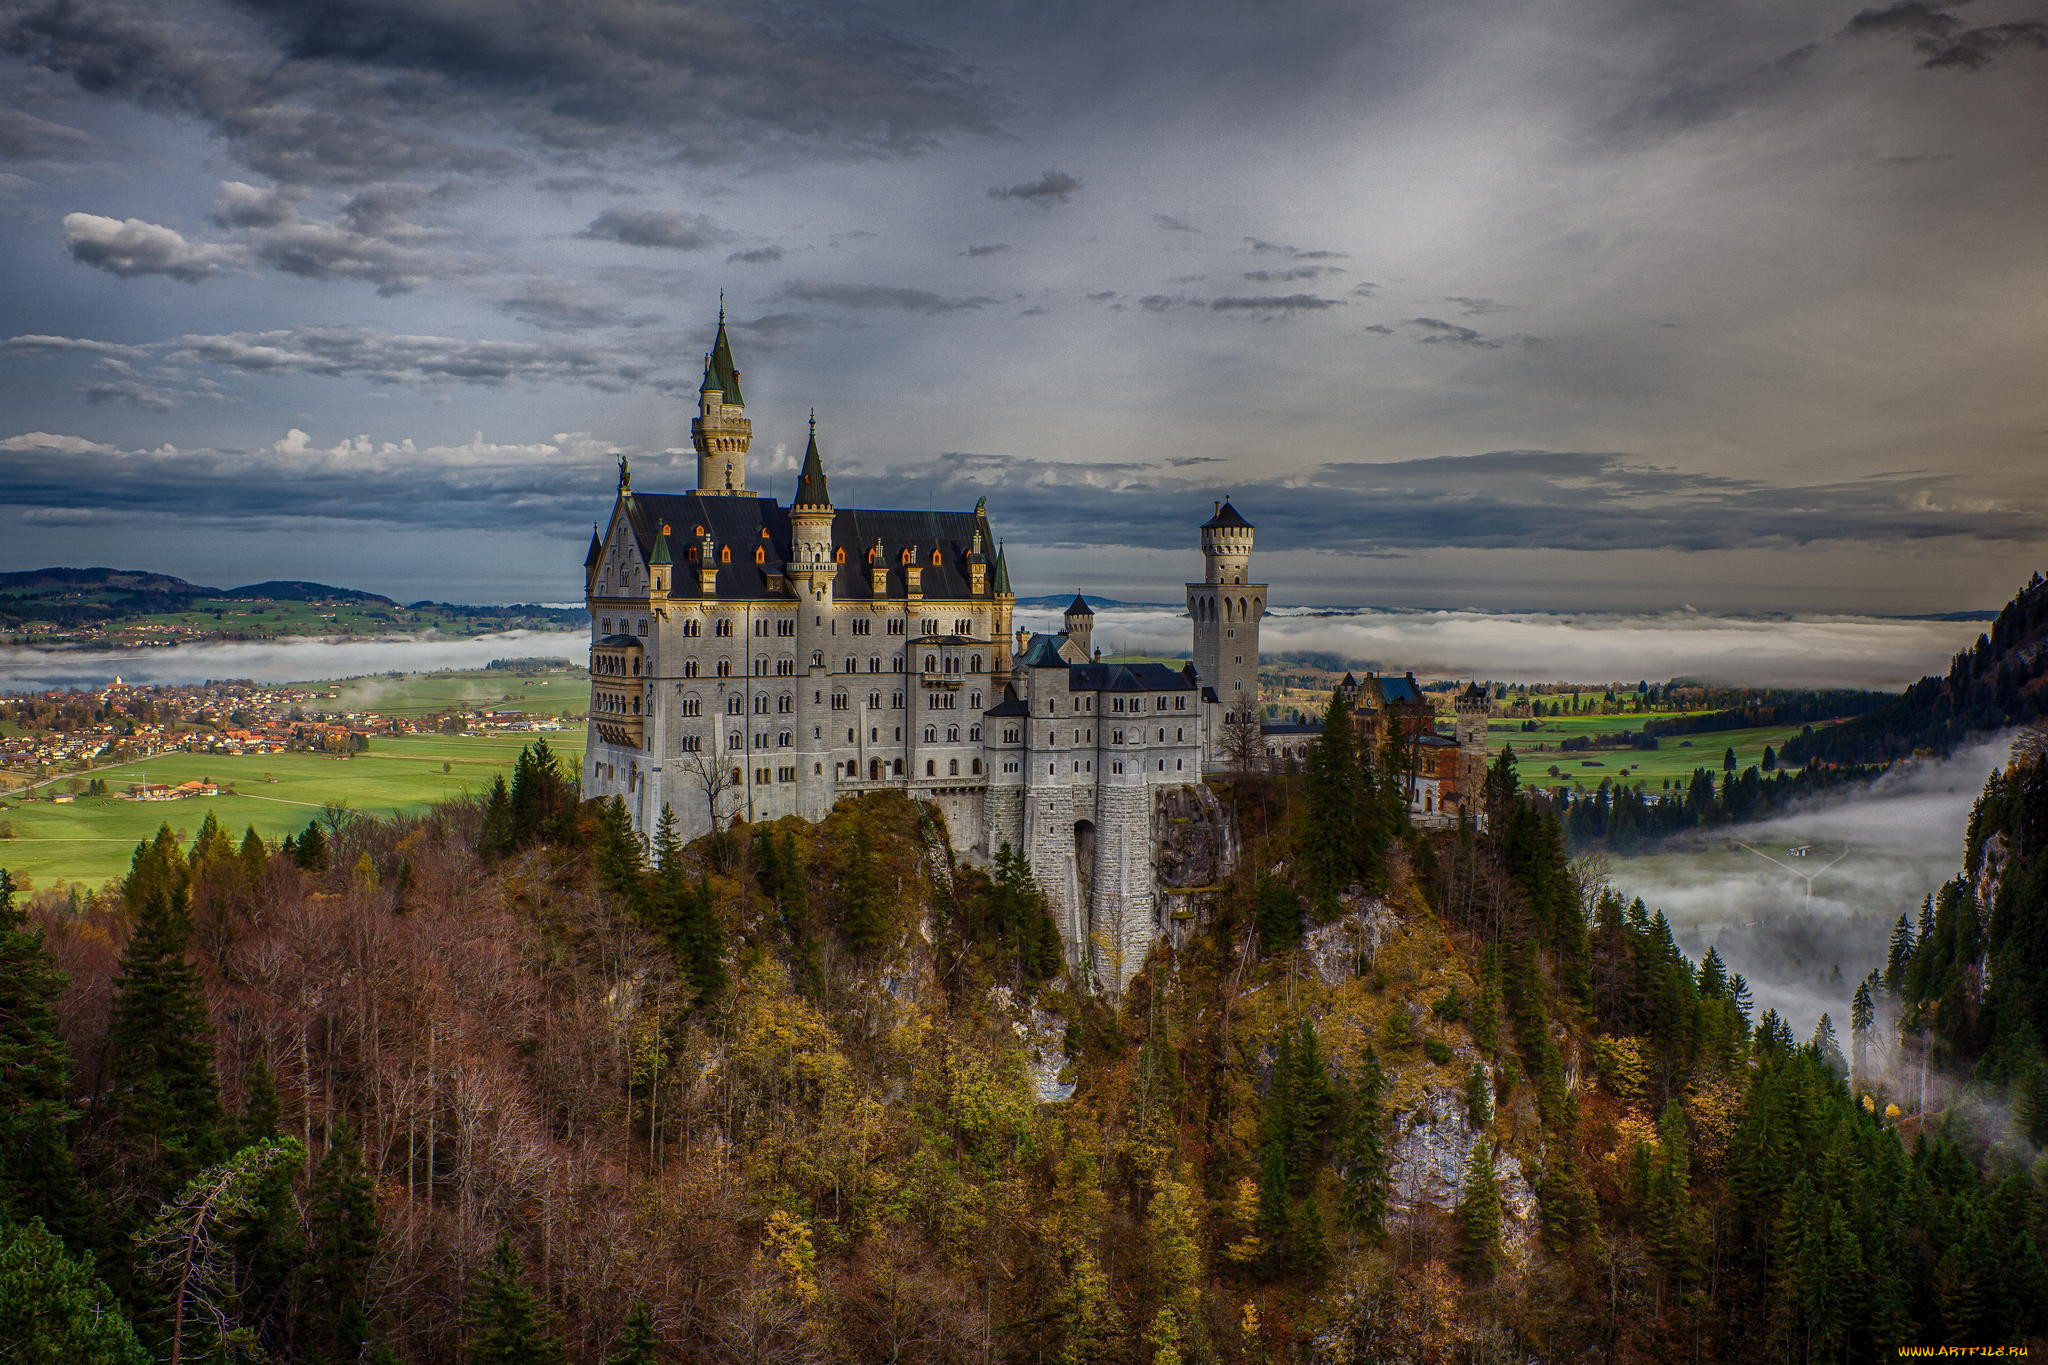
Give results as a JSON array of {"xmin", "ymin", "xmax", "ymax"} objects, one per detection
[
  {"xmin": 1201, "ymin": 499, "xmax": 1252, "ymax": 530},
  {"xmin": 1067, "ymin": 661, "xmax": 1200, "ymax": 693},
  {"xmin": 584, "ymin": 525, "xmax": 601, "ymax": 568},
  {"xmin": 1065, "ymin": 594, "xmax": 1094, "ymax": 617},
  {"xmin": 1018, "ymin": 633, "xmax": 1069, "ymax": 668},
  {"xmin": 985, "ymin": 688, "xmax": 1029, "ymax": 717},
  {"xmin": 1376, "ymin": 673, "xmax": 1425, "ymax": 705},
  {"xmin": 793, "ymin": 423, "xmax": 830, "ymax": 508},
  {"xmin": 622, "ymin": 491, "xmax": 995, "ymax": 601},
  {"xmin": 596, "ymin": 634, "xmax": 642, "ymax": 647},
  {"xmin": 1462, "ymin": 682, "xmax": 1489, "ymax": 701},
  {"xmin": 1416, "ymin": 734, "xmax": 1459, "ymax": 747}
]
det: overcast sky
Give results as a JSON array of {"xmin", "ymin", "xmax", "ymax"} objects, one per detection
[{"xmin": 2, "ymin": 0, "xmax": 2045, "ymax": 611}]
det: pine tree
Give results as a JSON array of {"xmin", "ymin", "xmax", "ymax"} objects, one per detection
[
  {"xmin": 0, "ymin": 869, "xmax": 91, "ymax": 1245},
  {"xmin": 464, "ymin": 1233, "xmax": 565, "ymax": 1365},
  {"xmin": 604, "ymin": 1303, "xmax": 660, "ymax": 1365},
  {"xmin": 308, "ymin": 1118, "xmax": 381, "ymax": 1362},
  {"xmin": 1253, "ymin": 875, "xmax": 1301, "ymax": 955},
  {"xmin": 1458, "ymin": 1139, "xmax": 1504, "ymax": 1277},
  {"xmin": 479, "ymin": 776, "xmax": 513, "ymax": 860},
  {"xmin": 1338, "ymin": 1047, "xmax": 1391, "ymax": 1237},
  {"xmin": 0, "ymin": 1217, "xmax": 149, "ymax": 1365},
  {"xmin": 839, "ymin": 840, "xmax": 886, "ymax": 953},
  {"xmin": 237, "ymin": 826, "xmax": 268, "ymax": 883},
  {"xmin": 122, "ymin": 823, "xmax": 189, "ymax": 911},
  {"xmin": 664, "ymin": 875, "xmax": 726, "ymax": 1006},
  {"xmin": 1885, "ymin": 913, "xmax": 1916, "ymax": 993},
  {"xmin": 1301, "ymin": 692, "xmax": 1362, "ymax": 905},
  {"xmin": 591, "ymin": 796, "xmax": 645, "ymax": 907},
  {"xmin": 296, "ymin": 819, "xmax": 328, "ymax": 871},
  {"xmin": 104, "ymin": 885, "xmax": 226, "ymax": 1202},
  {"xmin": 1465, "ymin": 1062, "xmax": 1493, "ymax": 1128}
]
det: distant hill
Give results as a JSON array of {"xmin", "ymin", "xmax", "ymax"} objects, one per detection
[
  {"xmin": 0, "ymin": 565, "xmax": 220, "ymax": 595},
  {"xmin": 1782, "ymin": 570, "xmax": 2048, "ymax": 766},
  {"xmin": 224, "ymin": 580, "xmax": 396, "ymax": 606}
]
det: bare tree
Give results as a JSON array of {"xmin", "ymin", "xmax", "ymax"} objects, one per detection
[
  {"xmin": 138, "ymin": 1138, "xmax": 306, "ymax": 1365},
  {"xmin": 1221, "ymin": 705, "xmax": 1266, "ymax": 775}
]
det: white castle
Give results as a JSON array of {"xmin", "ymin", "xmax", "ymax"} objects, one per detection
[{"xmin": 584, "ymin": 311, "xmax": 1262, "ymax": 988}]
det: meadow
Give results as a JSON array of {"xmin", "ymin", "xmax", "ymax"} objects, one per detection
[
  {"xmin": 1501, "ymin": 717, "xmax": 1816, "ymax": 794},
  {"xmin": 306, "ymin": 667, "xmax": 591, "ymax": 717},
  {"xmin": 0, "ymin": 730, "xmax": 586, "ymax": 891}
]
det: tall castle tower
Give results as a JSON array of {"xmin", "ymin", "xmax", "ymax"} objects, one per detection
[
  {"xmin": 691, "ymin": 306, "xmax": 753, "ymax": 495},
  {"xmin": 1186, "ymin": 500, "xmax": 1266, "ymax": 719},
  {"xmin": 791, "ymin": 414, "xmax": 836, "ymax": 820}
]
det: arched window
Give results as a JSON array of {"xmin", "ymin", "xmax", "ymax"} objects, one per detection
[
  {"xmin": 811, "ymin": 651, "xmax": 823, "ymax": 667},
  {"xmin": 924, "ymin": 726, "xmax": 937, "ymax": 742},
  {"xmin": 683, "ymin": 660, "xmax": 698, "ymax": 677},
  {"xmin": 947, "ymin": 725, "xmax": 959, "ymax": 742},
  {"xmin": 685, "ymin": 545, "xmax": 699, "ymax": 562},
  {"xmin": 970, "ymin": 654, "xmax": 981, "ymax": 672},
  {"xmin": 969, "ymin": 724, "xmax": 981, "ymax": 741},
  {"xmin": 971, "ymin": 758, "xmax": 982, "ymax": 774},
  {"xmin": 925, "ymin": 655, "xmax": 937, "ymax": 672},
  {"xmin": 949, "ymin": 758, "xmax": 959, "ymax": 775},
  {"xmin": 926, "ymin": 760, "xmax": 936, "ymax": 776}
]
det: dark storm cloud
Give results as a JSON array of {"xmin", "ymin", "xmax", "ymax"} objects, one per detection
[
  {"xmin": 1918, "ymin": 20, "xmax": 2048, "ymax": 68},
  {"xmin": 2, "ymin": 0, "xmax": 1001, "ymax": 188},
  {"xmin": 781, "ymin": 280, "xmax": 996, "ymax": 314},
  {"xmin": 1837, "ymin": 0, "xmax": 2048, "ymax": 66},
  {"xmin": 580, "ymin": 207, "xmax": 729, "ymax": 251},
  {"xmin": 1245, "ymin": 238, "xmax": 1348, "ymax": 259},
  {"xmin": 726, "ymin": 245, "xmax": 785, "ymax": 265},
  {"xmin": 210, "ymin": 180, "xmax": 294, "ymax": 228},
  {"xmin": 494, "ymin": 280, "xmax": 656, "ymax": 331},
  {"xmin": 0, "ymin": 105, "xmax": 90, "ymax": 160},
  {"xmin": 987, "ymin": 169, "xmax": 1079, "ymax": 205},
  {"xmin": 81, "ymin": 377, "xmax": 209, "ymax": 410},
  {"xmin": 811, "ymin": 449, "xmax": 2045, "ymax": 557},
  {"xmin": 1243, "ymin": 266, "xmax": 1344, "ymax": 282}
]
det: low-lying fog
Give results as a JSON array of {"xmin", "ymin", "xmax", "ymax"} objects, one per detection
[
  {"xmin": 1018, "ymin": 604, "xmax": 1983, "ymax": 690},
  {"xmin": 1605, "ymin": 733, "xmax": 2015, "ymax": 1038},
  {"xmin": 0, "ymin": 629, "xmax": 590, "ymax": 692}
]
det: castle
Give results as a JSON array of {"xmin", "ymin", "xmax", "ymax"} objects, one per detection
[{"xmin": 583, "ymin": 310, "xmax": 1482, "ymax": 988}]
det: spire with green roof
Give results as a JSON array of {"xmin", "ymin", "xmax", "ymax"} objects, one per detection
[
  {"xmin": 649, "ymin": 522, "xmax": 673, "ymax": 566},
  {"xmin": 992, "ymin": 542, "xmax": 1013, "ymax": 596},
  {"xmin": 701, "ymin": 300, "xmax": 743, "ymax": 406}
]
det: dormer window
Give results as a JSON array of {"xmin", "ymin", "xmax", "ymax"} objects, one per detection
[
  {"xmin": 835, "ymin": 547, "xmax": 846, "ymax": 564},
  {"xmin": 719, "ymin": 546, "xmax": 731, "ymax": 563},
  {"xmin": 754, "ymin": 546, "xmax": 766, "ymax": 564},
  {"xmin": 929, "ymin": 549, "xmax": 941, "ymax": 566}
]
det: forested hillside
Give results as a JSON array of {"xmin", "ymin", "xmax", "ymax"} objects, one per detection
[
  {"xmin": 2, "ymin": 717, "xmax": 2044, "ymax": 1362},
  {"xmin": 1783, "ymin": 571, "xmax": 2048, "ymax": 767}
]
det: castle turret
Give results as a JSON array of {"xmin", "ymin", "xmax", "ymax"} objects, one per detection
[
  {"xmin": 1186, "ymin": 499, "xmax": 1266, "ymax": 727},
  {"xmin": 691, "ymin": 305, "xmax": 753, "ymax": 495},
  {"xmin": 1064, "ymin": 594, "xmax": 1094, "ymax": 659},
  {"xmin": 791, "ymin": 414, "xmax": 836, "ymax": 820},
  {"xmin": 648, "ymin": 522, "xmax": 673, "ymax": 597}
]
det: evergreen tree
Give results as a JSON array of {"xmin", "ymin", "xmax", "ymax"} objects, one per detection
[
  {"xmin": 1253, "ymin": 874, "xmax": 1301, "ymax": 955},
  {"xmin": 307, "ymin": 1118, "xmax": 381, "ymax": 1362},
  {"xmin": 839, "ymin": 840, "xmax": 886, "ymax": 953},
  {"xmin": 988, "ymin": 844, "xmax": 1062, "ymax": 982},
  {"xmin": 1300, "ymin": 692, "xmax": 1361, "ymax": 906},
  {"xmin": 663, "ymin": 876, "xmax": 726, "ymax": 1006},
  {"xmin": 1337, "ymin": 1047, "xmax": 1391, "ymax": 1237},
  {"xmin": 122, "ymin": 823, "xmax": 188, "ymax": 911},
  {"xmin": 1465, "ymin": 1062, "xmax": 1493, "ymax": 1128},
  {"xmin": 479, "ymin": 776, "xmax": 513, "ymax": 860},
  {"xmin": 604, "ymin": 1303, "xmax": 660, "ymax": 1365},
  {"xmin": 1885, "ymin": 913, "xmax": 1916, "ymax": 993},
  {"xmin": 1458, "ymin": 1140, "xmax": 1504, "ymax": 1277},
  {"xmin": 295, "ymin": 819, "xmax": 328, "ymax": 871},
  {"xmin": 464, "ymin": 1233, "xmax": 565, "ymax": 1365},
  {"xmin": 103, "ymin": 885, "xmax": 226, "ymax": 1202},
  {"xmin": 0, "ymin": 869, "xmax": 91, "ymax": 1245},
  {"xmin": 590, "ymin": 796, "xmax": 645, "ymax": 907},
  {"xmin": 237, "ymin": 826, "xmax": 268, "ymax": 883},
  {"xmin": 0, "ymin": 1217, "xmax": 149, "ymax": 1365}
]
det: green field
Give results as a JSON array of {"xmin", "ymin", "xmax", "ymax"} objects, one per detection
[
  {"xmin": 307, "ymin": 668, "xmax": 591, "ymax": 718},
  {"xmin": 0, "ymin": 730, "xmax": 585, "ymax": 891},
  {"xmin": 1503, "ymin": 720, "xmax": 1814, "ymax": 794}
]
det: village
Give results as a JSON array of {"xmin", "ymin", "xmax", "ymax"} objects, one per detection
[{"xmin": 0, "ymin": 674, "xmax": 568, "ymax": 799}]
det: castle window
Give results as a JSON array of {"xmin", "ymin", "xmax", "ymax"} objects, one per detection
[
  {"xmin": 681, "ymin": 698, "xmax": 701, "ymax": 717},
  {"xmin": 835, "ymin": 547, "xmax": 846, "ymax": 563},
  {"xmin": 869, "ymin": 657, "xmax": 881, "ymax": 672},
  {"xmin": 947, "ymin": 725, "xmax": 959, "ymax": 742},
  {"xmin": 852, "ymin": 618, "xmax": 870, "ymax": 636},
  {"xmin": 924, "ymin": 726, "xmax": 937, "ymax": 742},
  {"xmin": 716, "ymin": 619, "xmax": 733, "ymax": 637},
  {"xmin": 754, "ymin": 658, "xmax": 767, "ymax": 675},
  {"xmin": 778, "ymin": 694, "xmax": 793, "ymax": 713},
  {"xmin": 900, "ymin": 549, "xmax": 912, "ymax": 564},
  {"xmin": 1176, "ymin": 727, "xmax": 1184, "ymax": 741},
  {"xmin": 779, "ymin": 620, "xmax": 796, "ymax": 637},
  {"xmin": 894, "ymin": 759, "xmax": 903, "ymax": 774},
  {"xmin": 893, "ymin": 655, "xmax": 904, "ymax": 671},
  {"xmin": 969, "ymin": 724, "xmax": 981, "ymax": 741},
  {"xmin": 778, "ymin": 659, "xmax": 795, "ymax": 676},
  {"xmin": 779, "ymin": 732, "xmax": 792, "ymax": 747},
  {"xmin": 892, "ymin": 692, "xmax": 904, "ymax": 708},
  {"xmin": 728, "ymin": 733, "xmax": 742, "ymax": 749},
  {"xmin": 719, "ymin": 546, "xmax": 730, "ymax": 563},
  {"xmin": 844, "ymin": 657, "xmax": 857, "ymax": 673},
  {"xmin": 683, "ymin": 660, "xmax": 698, "ymax": 678},
  {"xmin": 831, "ymin": 694, "xmax": 849, "ymax": 711},
  {"xmin": 1176, "ymin": 696, "xmax": 1186, "ymax": 710},
  {"xmin": 630, "ymin": 697, "xmax": 639, "ymax": 714},
  {"xmin": 931, "ymin": 550, "xmax": 942, "ymax": 566},
  {"xmin": 811, "ymin": 650, "xmax": 823, "ymax": 667},
  {"xmin": 949, "ymin": 758, "xmax": 959, "ymax": 775},
  {"xmin": 686, "ymin": 546, "xmax": 699, "ymax": 563},
  {"xmin": 969, "ymin": 692, "xmax": 981, "ymax": 709},
  {"xmin": 1004, "ymin": 728, "xmax": 1019, "ymax": 744},
  {"xmin": 716, "ymin": 660, "xmax": 731, "ymax": 677},
  {"xmin": 969, "ymin": 654, "xmax": 981, "ymax": 672},
  {"xmin": 925, "ymin": 655, "xmax": 937, "ymax": 673},
  {"xmin": 1177, "ymin": 759, "xmax": 1184, "ymax": 770},
  {"xmin": 868, "ymin": 692, "xmax": 881, "ymax": 709},
  {"xmin": 601, "ymin": 618, "xmax": 611, "ymax": 634},
  {"xmin": 971, "ymin": 758, "xmax": 982, "ymax": 774},
  {"xmin": 754, "ymin": 546, "xmax": 766, "ymax": 564},
  {"xmin": 1113, "ymin": 730, "xmax": 1123, "ymax": 744},
  {"xmin": 926, "ymin": 761, "xmax": 936, "ymax": 776},
  {"xmin": 727, "ymin": 696, "xmax": 742, "ymax": 715},
  {"xmin": 755, "ymin": 620, "xmax": 769, "ymax": 637},
  {"xmin": 887, "ymin": 620, "xmax": 905, "ymax": 635},
  {"xmin": 680, "ymin": 735, "xmax": 701, "ymax": 752},
  {"xmin": 682, "ymin": 619, "xmax": 701, "ymax": 637},
  {"xmin": 754, "ymin": 696, "xmax": 768, "ymax": 714}
]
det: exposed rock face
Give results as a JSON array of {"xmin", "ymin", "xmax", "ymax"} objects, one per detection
[
  {"xmin": 1153, "ymin": 783, "xmax": 1237, "ymax": 948},
  {"xmin": 1300, "ymin": 893, "xmax": 1400, "ymax": 985},
  {"xmin": 992, "ymin": 987, "xmax": 1076, "ymax": 1103},
  {"xmin": 1388, "ymin": 1086, "xmax": 1538, "ymax": 1253}
]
